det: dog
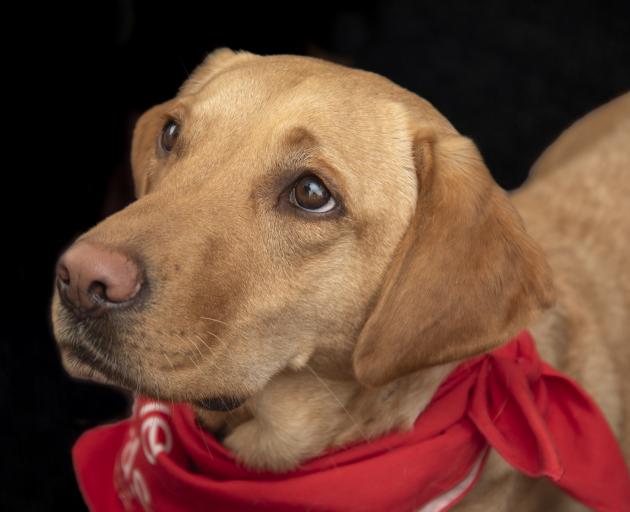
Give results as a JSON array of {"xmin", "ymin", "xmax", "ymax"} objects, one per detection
[{"xmin": 51, "ymin": 49, "xmax": 630, "ymax": 511}]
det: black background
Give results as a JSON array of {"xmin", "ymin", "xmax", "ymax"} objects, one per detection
[{"xmin": 3, "ymin": 1, "xmax": 629, "ymax": 510}]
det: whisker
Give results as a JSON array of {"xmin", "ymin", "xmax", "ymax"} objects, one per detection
[
  {"xmin": 175, "ymin": 333, "xmax": 204, "ymax": 362},
  {"xmin": 134, "ymin": 364, "xmax": 144, "ymax": 401},
  {"xmin": 193, "ymin": 334, "xmax": 213, "ymax": 353},
  {"xmin": 194, "ymin": 414, "xmax": 215, "ymax": 459},
  {"xmin": 199, "ymin": 316, "xmax": 229, "ymax": 326},
  {"xmin": 162, "ymin": 352, "xmax": 175, "ymax": 371},
  {"xmin": 305, "ymin": 364, "xmax": 369, "ymax": 442},
  {"xmin": 199, "ymin": 316, "xmax": 247, "ymax": 336},
  {"xmin": 204, "ymin": 330, "xmax": 229, "ymax": 348}
]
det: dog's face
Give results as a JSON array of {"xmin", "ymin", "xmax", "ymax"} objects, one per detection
[{"xmin": 52, "ymin": 50, "xmax": 553, "ymax": 409}]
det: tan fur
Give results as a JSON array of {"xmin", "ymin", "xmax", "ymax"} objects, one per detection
[{"xmin": 51, "ymin": 49, "xmax": 630, "ymax": 510}]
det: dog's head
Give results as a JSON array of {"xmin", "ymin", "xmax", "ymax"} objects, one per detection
[{"xmin": 51, "ymin": 49, "xmax": 553, "ymax": 408}]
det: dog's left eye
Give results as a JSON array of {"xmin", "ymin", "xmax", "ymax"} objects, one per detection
[
  {"xmin": 160, "ymin": 120, "xmax": 180, "ymax": 153},
  {"xmin": 289, "ymin": 175, "xmax": 337, "ymax": 213}
]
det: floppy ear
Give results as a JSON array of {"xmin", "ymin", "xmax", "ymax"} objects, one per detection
[{"xmin": 353, "ymin": 129, "xmax": 555, "ymax": 387}]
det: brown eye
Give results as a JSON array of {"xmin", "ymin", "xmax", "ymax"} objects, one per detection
[
  {"xmin": 160, "ymin": 120, "xmax": 180, "ymax": 153},
  {"xmin": 289, "ymin": 175, "xmax": 336, "ymax": 213}
]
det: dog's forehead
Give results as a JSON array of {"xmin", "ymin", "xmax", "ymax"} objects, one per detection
[
  {"xmin": 185, "ymin": 55, "xmax": 381, "ymax": 99},
  {"xmin": 180, "ymin": 56, "xmax": 405, "ymax": 129},
  {"xmin": 174, "ymin": 56, "xmax": 422, "ymax": 177},
  {"xmin": 177, "ymin": 54, "xmax": 454, "ymax": 151}
]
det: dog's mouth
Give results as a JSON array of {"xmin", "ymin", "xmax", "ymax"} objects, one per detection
[
  {"xmin": 60, "ymin": 337, "xmax": 248, "ymax": 413},
  {"xmin": 193, "ymin": 396, "xmax": 247, "ymax": 412},
  {"xmin": 56, "ymin": 302, "xmax": 250, "ymax": 412},
  {"xmin": 62, "ymin": 343, "xmax": 247, "ymax": 410},
  {"xmin": 58, "ymin": 340, "xmax": 134, "ymax": 389}
]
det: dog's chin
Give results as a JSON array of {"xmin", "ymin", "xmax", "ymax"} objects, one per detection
[
  {"xmin": 58, "ymin": 344, "xmax": 120, "ymax": 387},
  {"xmin": 59, "ymin": 341, "xmax": 249, "ymax": 414}
]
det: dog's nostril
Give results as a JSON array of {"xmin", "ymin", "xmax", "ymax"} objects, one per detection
[
  {"xmin": 88, "ymin": 281, "xmax": 108, "ymax": 302},
  {"xmin": 56, "ymin": 262, "xmax": 71, "ymax": 285},
  {"xmin": 56, "ymin": 240, "xmax": 144, "ymax": 317}
]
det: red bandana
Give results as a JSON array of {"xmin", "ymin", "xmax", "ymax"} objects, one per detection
[{"xmin": 72, "ymin": 331, "xmax": 630, "ymax": 511}]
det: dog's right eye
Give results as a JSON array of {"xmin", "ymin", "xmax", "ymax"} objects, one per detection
[{"xmin": 160, "ymin": 120, "xmax": 180, "ymax": 153}]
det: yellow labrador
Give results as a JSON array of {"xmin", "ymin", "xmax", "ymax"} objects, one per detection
[{"xmin": 51, "ymin": 49, "xmax": 630, "ymax": 510}]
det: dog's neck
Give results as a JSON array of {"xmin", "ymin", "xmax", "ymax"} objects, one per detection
[{"xmin": 194, "ymin": 361, "xmax": 456, "ymax": 472}]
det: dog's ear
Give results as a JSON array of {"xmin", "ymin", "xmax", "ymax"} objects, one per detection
[
  {"xmin": 130, "ymin": 101, "xmax": 175, "ymax": 198},
  {"xmin": 353, "ymin": 129, "xmax": 554, "ymax": 387}
]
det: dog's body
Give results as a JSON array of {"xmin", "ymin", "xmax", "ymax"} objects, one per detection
[
  {"xmin": 460, "ymin": 92, "xmax": 630, "ymax": 510},
  {"xmin": 52, "ymin": 51, "xmax": 629, "ymax": 511}
]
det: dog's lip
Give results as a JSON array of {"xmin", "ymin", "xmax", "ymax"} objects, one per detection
[
  {"xmin": 194, "ymin": 396, "xmax": 247, "ymax": 411},
  {"xmin": 59, "ymin": 342, "xmax": 247, "ymax": 411},
  {"xmin": 59, "ymin": 345, "xmax": 115, "ymax": 385},
  {"xmin": 58, "ymin": 341, "xmax": 124, "ymax": 387}
]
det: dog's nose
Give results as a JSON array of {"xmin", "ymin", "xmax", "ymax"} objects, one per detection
[{"xmin": 56, "ymin": 241, "xmax": 143, "ymax": 318}]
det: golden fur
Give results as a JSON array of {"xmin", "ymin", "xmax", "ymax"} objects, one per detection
[{"xmin": 52, "ymin": 49, "xmax": 630, "ymax": 510}]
